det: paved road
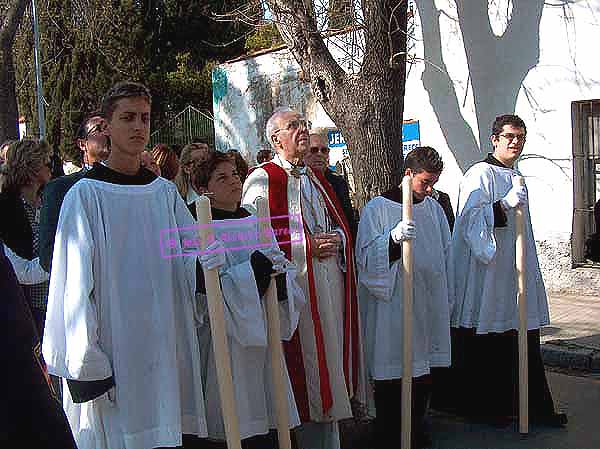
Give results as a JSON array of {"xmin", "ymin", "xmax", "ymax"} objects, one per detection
[
  {"xmin": 426, "ymin": 371, "xmax": 599, "ymax": 449},
  {"xmin": 344, "ymin": 371, "xmax": 600, "ymax": 449}
]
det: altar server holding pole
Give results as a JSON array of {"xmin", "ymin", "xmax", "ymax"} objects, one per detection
[
  {"xmin": 191, "ymin": 152, "xmax": 303, "ymax": 449},
  {"xmin": 356, "ymin": 147, "xmax": 453, "ymax": 449},
  {"xmin": 450, "ymin": 114, "xmax": 566, "ymax": 428}
]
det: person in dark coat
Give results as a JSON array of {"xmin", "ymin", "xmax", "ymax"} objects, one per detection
[
  {"xmin": 38, "ymin": 112, "xmax": 109, "ymax": 272},
  {"xmin": 0, "ymin": 240, "xmax": 77, "ymax": 448},
  {"xmin": 305, "ymin": 132, "xmax": 357, "ymax": 241}
]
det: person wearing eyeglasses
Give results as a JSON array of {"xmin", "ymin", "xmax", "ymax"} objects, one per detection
[
  {"xmin": 304, "ymin": 132, "xmax": 356, "ymax": 241},
  {"xmin": 242, "ymin": 107, "xmax": 365, "ymax": 449},
  {"xmin": 449, "ymin": 114, "xmax": 566, "ymax": 427},
  {"xmin": 0, "ymin": 139, "xmax": 53, "ymax": 338},
  {"xmin": 38, "ymin": 112, "xmax": 110, "ymax": 273}
]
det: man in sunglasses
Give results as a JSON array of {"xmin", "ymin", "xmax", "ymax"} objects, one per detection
[
  {"xmin": 304, "ymin": 132, "xmax": 356, "ymax": 241},
  {"xmin": 39, "ymin": 112, "xmax": 110, "ymax": 273},
  {"xmin": 242, "ymin": 108, "xmax": 364, "ymax": 449},
  {"xmin": 448, "ymin": 114, "xmax": 566, "ymax": 427}
]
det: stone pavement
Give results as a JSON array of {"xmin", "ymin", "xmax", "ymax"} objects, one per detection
[{"xmin": 541, "ymin": 294, "xmax": 600, "ymax": 373}]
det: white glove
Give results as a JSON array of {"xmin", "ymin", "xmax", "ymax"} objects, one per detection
[
  {"xmin": 199, "ymin": 240, "xmax": 226, "ymax": 270},
  {"xmin": 260, "ymin": 246, "xmax": 289, "ymax": 273},
  {"xmin": 500, "ymin": 185, "xmax": 527, "ymax": 210},
  {"xmin": 390, "ymin": 220, "xmax": 416, "ymax": 243}
]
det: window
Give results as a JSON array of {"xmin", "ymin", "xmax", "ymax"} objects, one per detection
[{"xmin": 571, "ymin": 100, "xmax": 600, "ymax": 266}]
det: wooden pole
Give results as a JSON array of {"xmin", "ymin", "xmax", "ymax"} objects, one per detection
[
  {"xmin": 515, "ymin": 176, "xmax": 529, "ymax": 435},
  {"xmin": 256, "ymin": 197, "xmax": 292, "ymax": 449},
  {"xmin": 195, "ymin": 196, "xmax": 242, "ymax": 449},
  {"xmin": 401, "ymin": 175, "xmax": 414, "ymax": 449}
]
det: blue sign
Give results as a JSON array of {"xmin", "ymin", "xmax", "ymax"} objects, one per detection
[
  {"xmin": 327, "ymin": 121, "xmax": 420, "ymax": 155},
  {"xmin": 402, "ymin": 121, "xmax": 420, "ymax": 141},
  {"xmin": 328, "ymin": 130, "xmax": 346, "ymax": 148}
]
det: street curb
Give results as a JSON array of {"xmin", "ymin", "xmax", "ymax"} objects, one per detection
[{"xmin": 541, "ymin": 342, "xmax": 600, "ymax": 372}]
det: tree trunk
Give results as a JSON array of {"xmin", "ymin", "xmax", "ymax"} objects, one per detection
[
  {"xmin": 0, "ymin": 0, "xmax": 29, "ymax": 143},
  {"xmin": 267, "ymin": 0, "xmax": 408, "ymax": 208}
]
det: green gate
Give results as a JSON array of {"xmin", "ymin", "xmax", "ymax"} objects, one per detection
[{"xmin": 150, "ymin": 106, "xmax": 214, "ymax": 148}]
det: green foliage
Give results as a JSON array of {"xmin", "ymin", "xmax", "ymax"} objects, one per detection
[
  {"xmin": 13, "ymin": 0, "xmax": 251, "ymax": 159},
  {"xmin": 245, "ymin": 22, "xmax": 284, "ymax": 53}
]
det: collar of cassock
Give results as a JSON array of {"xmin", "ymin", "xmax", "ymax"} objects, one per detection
[
  {"xmin": 275, "ymin": 155, "xmax": 307, "ymax": 178},
  {"xmin": 381, "ymin": 186, "xmax": 425, "ymax": 204}
]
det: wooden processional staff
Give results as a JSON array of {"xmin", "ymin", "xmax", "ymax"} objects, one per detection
[
  {"xmin": 401, "ymin": 175, "xmax": 414, "ymax": 449},
  {"xmin": 515, "ymin": 176, "xmax": 529, "ymax": 435},
  {"xmin": 256, "ymin": 197, "xmax": 293, "ymax": 449},
  {"xmin": 196, "ymin": 196, "xmax": 242, "ymax": 449}
]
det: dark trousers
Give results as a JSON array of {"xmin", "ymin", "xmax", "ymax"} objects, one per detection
[
  {"xmin": 431, "ymin": 328, "xmax": 556, "ymax": 419},
  {"xmin": 168, "ymin": 432, "xmax": 278, "ymax": 449},
  {"xmin": 373, "ymin": 375, "xmax": 432, "ymax": 449}
]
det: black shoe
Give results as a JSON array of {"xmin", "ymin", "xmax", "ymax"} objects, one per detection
[
  {"xmin": 531, "ymin": 412, "xmax": 568, "ymax": 428},
  {"xmin": 413, "ymin": 429, "xmax": 432, "ymax": 449}
]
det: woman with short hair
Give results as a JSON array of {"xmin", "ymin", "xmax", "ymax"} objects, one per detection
[{"xmin": 0, "ymin": 139, "xmax": 53, "ymax": 338}]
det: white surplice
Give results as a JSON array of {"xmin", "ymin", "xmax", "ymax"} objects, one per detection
[
  {"xmin": 42, "ymin": 178, "xmax": 207, "ymax": 449},
  {"xmin": 196, "ymin": 212, "xmax": 304, "ymax": 439},
  {"xmin": 451, "ymin": 162, "xmax": 550, "ymax": 333},
  {"xmin": 356, "ymin": 195, "xmax": 453, "ymax": 380}
]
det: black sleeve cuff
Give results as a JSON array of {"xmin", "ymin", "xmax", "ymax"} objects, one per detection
[
  {"xmin": 196, "ymin": 259, "xmax": 206, "ymax": 294},
  {"xmin": 493, "ymin": 201, "xmax": 508, "ymax": 228},
  {"xmin": 388, "ymin": 236, "xmax": 402, "ymax": 266},
  {"xmin": 251, "ymin": 251, "xmax": 274, "ymax": 297},
  {"xmin": 66, "ymin": 376, "xmax": 115, "ymax": 403},
  {"xmin": 275, "ymin": 273, "xmax": 288, "ymax": 302}
]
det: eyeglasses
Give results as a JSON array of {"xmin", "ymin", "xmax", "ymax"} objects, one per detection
[
  {"xmin": 85, "ymin": 123, "xmax": 104, "ymax": 139},
  {"xmin": 273, "ymin": 118, "xmax": 312, "ymax": 135},
  {"xmin": 499, "ymin": 133, "xmax": 526, "ymax": 142},
  {"xmin": 309, "ymin": 146, "xmax": 329, "ymax": 155}
]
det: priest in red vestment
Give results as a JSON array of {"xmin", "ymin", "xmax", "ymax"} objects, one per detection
[{"xmin": 242, "ymin": 107, "xmax": 364, "ymax": 449}]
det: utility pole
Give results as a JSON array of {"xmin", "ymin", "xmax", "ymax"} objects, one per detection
[{"xmin": 31, "ymin": 0, "xmax": 46, "ymax": 139}]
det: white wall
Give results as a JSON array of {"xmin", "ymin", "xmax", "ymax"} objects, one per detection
[{"xmin": 213, "ymin": 1, "xmax": 600, "ymax": 293}]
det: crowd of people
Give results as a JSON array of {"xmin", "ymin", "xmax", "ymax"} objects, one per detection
[{"xmin": 0, "ymin": 80, "xmax": 568, "ymax": 449}]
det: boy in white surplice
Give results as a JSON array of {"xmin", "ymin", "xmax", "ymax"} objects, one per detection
[
  {"xmin": 189, "ymin": 151, "xmax": 305, "ymax": 449},
  {"xmin": 356, "ymin": 147, "xmax": 453, "ymax": 449},
  {"xmin": 42, "ymin": 82, "xmax": 208, "ymax": 449}
]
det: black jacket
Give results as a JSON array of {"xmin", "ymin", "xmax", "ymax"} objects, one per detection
[
  {"xmin": 324, "ymin": 169, "xmax": 357, "ymax": 241},
  {"xmin": 39, "ymin": 169, "xmax": 88, "ymax": 272},
  {"xmin": 0, "ymin": 189, "xmax": 34, "ymax": 260}
]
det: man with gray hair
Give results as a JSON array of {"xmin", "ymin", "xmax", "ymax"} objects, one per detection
[{"xmin": 242, "ymin": 107, "xmax": 364, "ymax": 449}]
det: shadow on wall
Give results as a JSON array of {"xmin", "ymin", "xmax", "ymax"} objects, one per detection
[
  {"xmin": 213, "ymin": 53, "xmax": 313, "ymax": 164},
  {"xmin": 415, "ymin": 0, "xmax": 544, "ymax": 172}
]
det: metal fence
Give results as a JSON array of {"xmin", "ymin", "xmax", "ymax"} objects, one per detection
[
  {"xmin": 149, "ymin": 106, "xmax": 214, "ymax": 149},
  {"xmin": 571, "ymin": 100, "xmax": 600, "ymax": 266}
]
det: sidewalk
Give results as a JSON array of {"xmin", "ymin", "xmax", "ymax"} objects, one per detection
[{"xmin": 541, "ymin": 294, "xmax": 600, "ymax": 373}]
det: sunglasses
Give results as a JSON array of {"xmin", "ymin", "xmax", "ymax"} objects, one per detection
[{"xmin": 309, "ymin": 146, "xmax": 329, "ymax": 155}]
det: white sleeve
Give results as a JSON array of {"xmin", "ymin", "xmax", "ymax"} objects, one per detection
[
  {"xmin": 456, "ymin": 167, "xmax": 497, "ymax": 264},
  {"xmin": 3, "ymin": 244, "xmax": 49, "ymax": 284},
  {"xmin": 219, "ymin": 258, "xmax": 268, "ymax": 347},
  {"xmin": 355, "ymin": 199, "xmax": 396, "ymax": 301},
  {"xmin": 434, "ymin": 203, "xmax": 456, "ymax": 316},
  {"xmin": 42, "ymin": 188, "xmax": 113, "ymax": 381},
  {"xmin": 241, "ymin": 168, "xmax": 269, "ymax": 212}
]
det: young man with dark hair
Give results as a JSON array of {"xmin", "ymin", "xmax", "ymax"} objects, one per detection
[
  {"xmin": 449, "ymin": 114, "xmax": 566, "ymax": 427},
  {"xmin": 39, "ymin": 112, "xmax": 110, "ymax": 272},
  {"xmin": 42, "ymin": 81, "xmax": 208, "ymax": 449},
  {"xmin": 356, "ymin": 146, "xmax": 453, "ymax": 449}
]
